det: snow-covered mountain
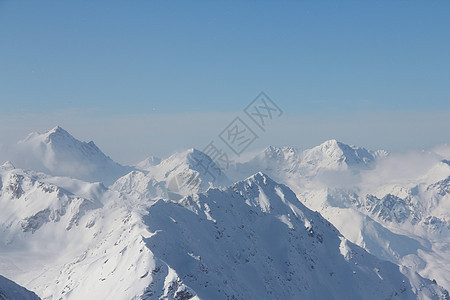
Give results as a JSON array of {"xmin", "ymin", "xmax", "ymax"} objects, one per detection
[
  {"xmin": 301, "ymin": 139, "xmax": 385, "ymax": 173},
  {"xmin": 111, "ymin": 170, "xmax": 168, "ymax": 202},
  {"xmin": 228, "ymin": 141, "xmax": 450, "ymax": 291},
  {"xmin": 1, "ymin": 132, "xmax": 450, "ymax": 299},
  {"xmin": 135, "ymin": 156, "xmax": 162, "ymax": 170},
  {"xmin": 0, "ymin": 163, "xmax": 447, "ymax": 299},
  {"xmin": 8, "ymin": 126, "xmax": 133, "ymax": 185},
  {"xmin": 228, "ymin": 146, "xmax": 300, "ymax": 183},
  {"xmin": 119, "ymin": 148, "xmax": 231, "ymax": 201},
  {"xmin": 144, "ymin": 172, "xmax": 446, "ymax": 299},
  {"xmin": 0, "ymin": 275, "xmax": 40, "ymax": 300},
  {"xmin": 0, "ymin": 161, "xmax": 103, "ymax": 235},
  {"xmin": 0, "ymin": 162, "xmax": 107, "ymax": 293},
  {"xmin": 0, "ymin": 162, "xmax": 155, "ymax": 299},
  {"xmin": 229, "ymin": 140, "xmax": 386, "ymax": 183}
]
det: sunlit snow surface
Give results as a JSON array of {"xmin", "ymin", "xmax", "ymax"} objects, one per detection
[{"xmin": 0, "ymin": 127, "xmax": 449, "ymax": 299}]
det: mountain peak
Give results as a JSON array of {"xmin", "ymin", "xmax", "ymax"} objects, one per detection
[
  {"xmin": 162, "ymin": 148, "xmax": 217, "ymax": 170},
  {"xmin": 43, "ymin": 126, "xmax": 75, "ymax": 143},
  {"xmin": 18, "ymin": 126, "xmax": 75, "ymax": 145},
  {"xmin": 12, "ymin": 127, "xmax": 133, "ymax": 185},
  {"xmin": 227, "ymin": 171, "xmax": 301, "ymax": 214},
  {"xmin": 49, "ymin": 125, "xmax": 67, "ymax": 134},
  {"xmin": 302, "ymin": 139, "xmax": 376, "ymax": 170},
  {"xmin": 323, "ymin": 138, "xmax": 340, "ymax": 145},
  {"xmin": 317, "ymin": 139, "xmax": 345, "ymax": 150},
  {"xmin": 150, "ymin": 148, "xmax": 231, "ymax": 199},
  {"xmin": 1, "ymin": 161, "xmax": 15, "ymax": 170},
  {"xmin": 245, "ymin": 171, "xmax": 273, "ymax": 186}
]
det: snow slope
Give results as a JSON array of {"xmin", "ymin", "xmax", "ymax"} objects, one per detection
[
  {"xmin": 1, "ymin": 160, "xmax": 446, "ymax": 299},
  {"xmin": 301, "ymin": 139, "xmax": 382, "ymax": 172},
  {"xmin": 1, "ymin": 132, "xmax": 450, "ymax": 299},
  {"xmin": 0, "ymin": 162, "xmax": 157, "ymax": 299},
  {"xmin": 9, "ymin": 126, "xmax": 133, "ymax": 185},
  {"xmin": 228, "ymin": 140, "xmax": 386, "ymax": 183},
  {"xmin": 116, "ymin": 148, "xmax": 231, "ymax": 201},
  {"xmin": 228, "ymin": 141, "xmax": 450, "ymax": 291},
  {"xmin": 135, "ymin": 156, "xmax": 161, "ymax": 170},
  {"xmin": 143, "ymin": 173, "xmax": 446, "ymax": 299}
]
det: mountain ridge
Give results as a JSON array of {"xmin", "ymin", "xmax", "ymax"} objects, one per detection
[{"xmin": 9, "ymin": 126, "xmax": 133, "ymax": 185}]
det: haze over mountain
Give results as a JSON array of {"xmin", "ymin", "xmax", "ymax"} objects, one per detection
[
  {"xmin": 0, "ymin": 126, "xmax": 449, "ymax": 299},
  {"xmin": 2, "ymin": 126, "xmax": 133, "ymax": 185},
  {"xmin": 228, "ymin": 140, "xmax": 450, "ymax": 291}
]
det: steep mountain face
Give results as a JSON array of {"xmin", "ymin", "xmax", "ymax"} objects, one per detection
[
  {"xmin": 143, "ymin": 173, "xmax": 446, "ymax": 299},
  {"xmin": 0, "ymin": 162, "xmax": 103, "ymax": 236},
  {"xmin": 111, "ymin": 170, "xmax": 168, "ymax": 203},
  {"xmin": 0, "ymin": 163, "xmax": 156, "ymax": 300},
  {"xmin": 0, "ymin": 275, "xmax": 40, "ymax": 300},
  {"xmin": 1, "ymin": 133, "xmax": 450, "ymax": 299},
  {"xmin": 299, "ymin": 184, "xmax": 450, "ymax": 293},
  {"xmin": 0, "ymin": 163, "xmax": 104, "ymax": 285},
  {"xmin": 10, "ymin": 126, "xmax": 133, "ymax": 185},
  {"xmin": 224, "ymin": 141, "xmax": 450, "ymax": 291},
  {"xmin": 241, "ymin": 143, "xmax": 450, "ymax": 291},
  {"xmin": 1, "ymin": 162, "xmax": 446, "ymax": 299},
  {"xmin": 131, "ymin": 148, "xmax": 231, "ymax": 200}
]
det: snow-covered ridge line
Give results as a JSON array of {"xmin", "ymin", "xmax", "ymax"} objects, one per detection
[
  {"xmin": 7, "ymin": 126, "xmax": 134, "ymax": 185},
  {"xmin": 144, "ymin": 171, "xmax": 447, "ymax": 299},
  {"xmin": 0, "ymin": 126, "xmax": 449, "ymax": 298}
]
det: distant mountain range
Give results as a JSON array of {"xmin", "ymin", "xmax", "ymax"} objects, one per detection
[{"xmin": 0, "ymin": 126, "xmax": 449, "ymax": 299}]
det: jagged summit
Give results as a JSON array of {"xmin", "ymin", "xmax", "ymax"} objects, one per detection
[
  {"xmin": 243, "ymin": 171, "xmax": 273, "ymax": 185},
  {"xmin": 44, "ymin": 126, "xmax": 99, "ymax": 150},
  {"xmin": 0, "ymin": 132, "xmax": 449, "ymax": 299},
  {"xmin": 47, "ymin": 125, "xmax": 69, "ymax": 136},
  {"xmin": 114, "ymin": 148, "xmax": 231, "ymax": 202},
  {"xmin": 12, "ymin": 126, "xmax": 133, "ymax": 185},
  {"xmin": 152, "ymin": 172, "xmax": 447, "ymax": 299},
  {"xmin": 227, "ymin": 172, "xmax": 302, "ymax": 214},
  {"xmin": 22, "ymin": 126, "xmax": 69, "ymax": 142},
  {"xmin": 230, "ymin": 140, "xmax": 384, "ymax": 183},
  {"xmin": 24, "ymin": 126, "xmax": 100, "ymax": 151},
  {"xmin": 301, "ymin": 139, "xmax": 377, "ymax": 170}
]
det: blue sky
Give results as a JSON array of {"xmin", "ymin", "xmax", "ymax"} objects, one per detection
[{"xmin": 1, "ymin": 1, "xmax": 450, "ymax": 163}]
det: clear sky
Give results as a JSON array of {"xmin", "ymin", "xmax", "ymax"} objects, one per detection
[{"xmin": 1, "ymin": 1, "xmax": 449, "ymax": 163}]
